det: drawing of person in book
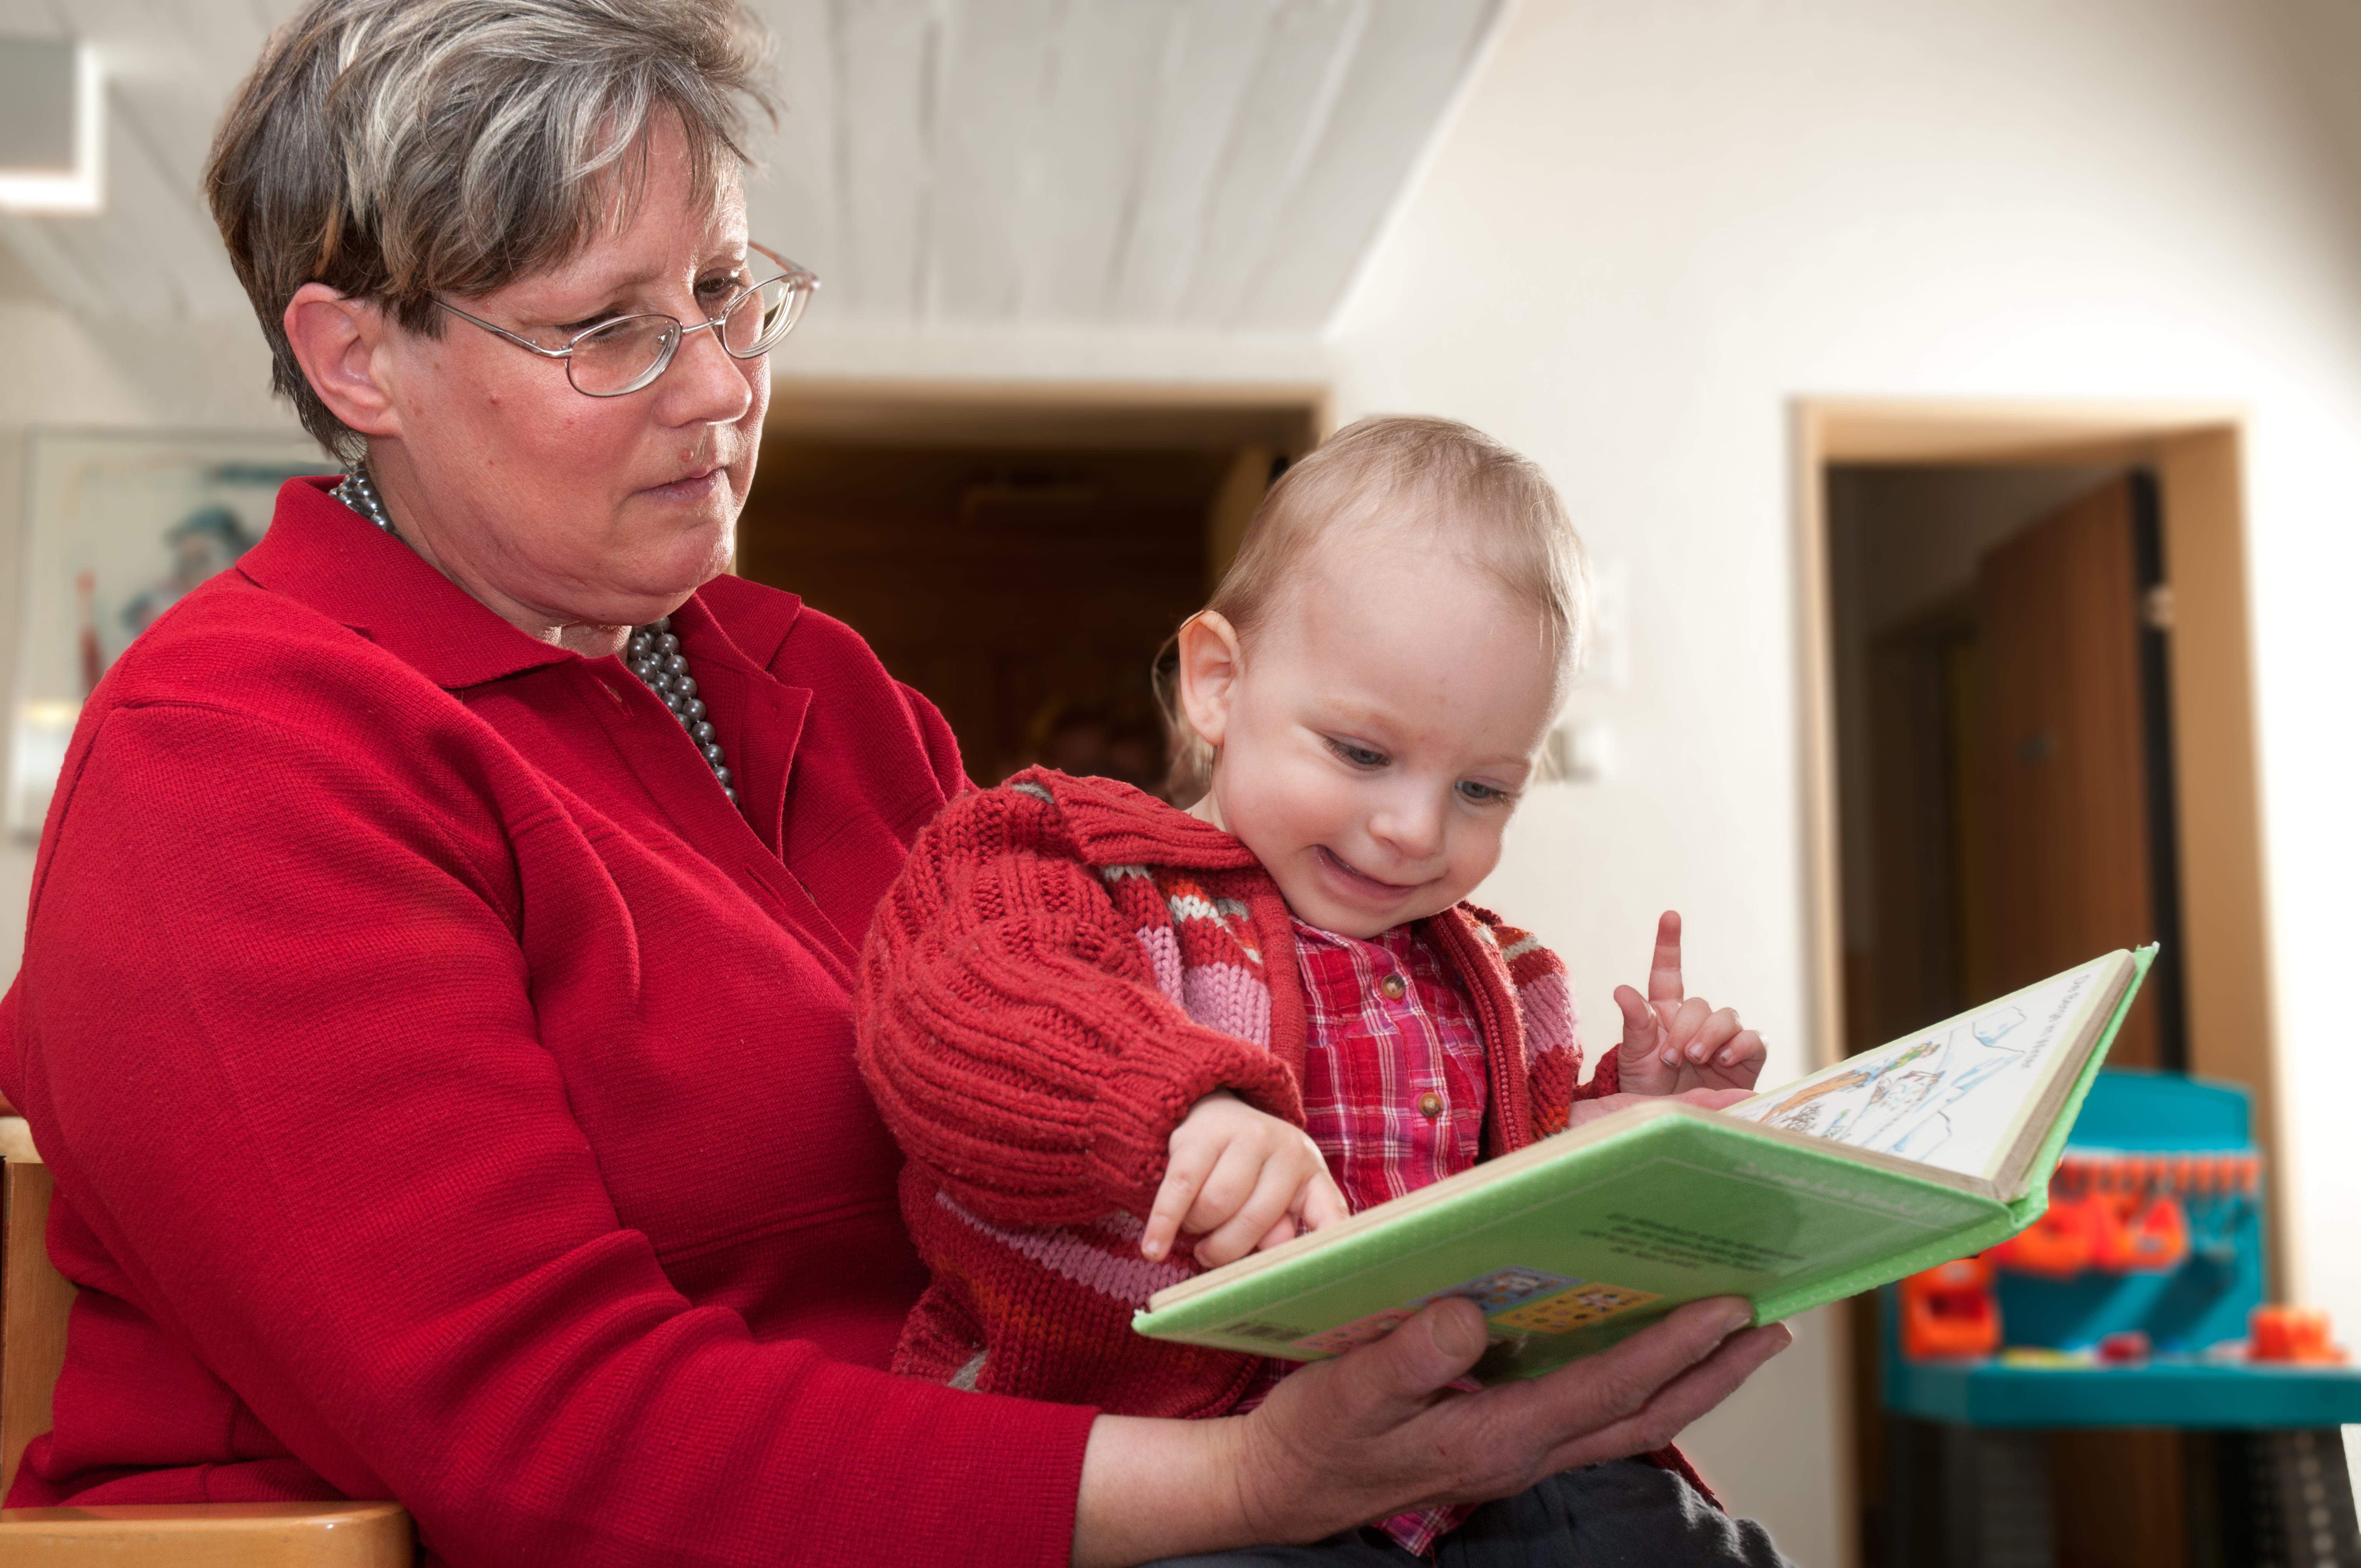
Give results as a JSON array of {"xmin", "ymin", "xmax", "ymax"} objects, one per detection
[{"xmin": 1755, "ymin": 1004, "xmax": 2031, "ymax": 1158}]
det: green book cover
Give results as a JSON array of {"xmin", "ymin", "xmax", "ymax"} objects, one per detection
[{"xmin": 1133, "ymin": 947, "xmax": 2153, "ymax": 1385}]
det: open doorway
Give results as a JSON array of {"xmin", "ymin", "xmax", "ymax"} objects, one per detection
[
  {"xmin": 1798, "ymin": 405, "xmax": 2277, "ymax": 1568},
  {"xmin": 739, "ymin": 383, "xmax": 1326, "ymax": 793}
]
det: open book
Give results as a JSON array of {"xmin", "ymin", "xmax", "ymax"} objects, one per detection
[{"xmin": 1133, "ymin": 948, "xmax": 2150, "ymax": 1383}]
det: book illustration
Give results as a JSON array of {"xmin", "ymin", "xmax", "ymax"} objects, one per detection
[
  {"xmin": 1491, "ymin": 1282, "xmax": 1662, "ymax": 1334},
  {"xmin": 1727, "ymin": 970, "xmax": 2093, "ymax": 1180},
  {"xmin": 1283, "ymin": 1272, "xmax": 1662, "ymax": 1354},
  {"xmin": 1293, "ymin": 1308, "xmax": 1417, "ymax": 1355},
  {"xmin": 1410, "ymin": 1267, "xmax": 1577, "ymax": 1314}
]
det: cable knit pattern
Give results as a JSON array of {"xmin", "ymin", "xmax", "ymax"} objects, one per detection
[{"xmin": 854, "ymin": 769, "xmax": 1618, "ymax": 1419}]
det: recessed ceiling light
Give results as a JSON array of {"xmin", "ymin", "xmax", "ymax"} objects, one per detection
[{"xmin": 0, "ymin": 38, "xmax": 104, "ymax": 216}]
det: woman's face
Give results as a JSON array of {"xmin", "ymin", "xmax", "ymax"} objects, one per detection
[{"xmin": 364, "ymin": 116, "xmax": 767, "ymax": 644}]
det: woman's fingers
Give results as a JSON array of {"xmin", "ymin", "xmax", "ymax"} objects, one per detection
[
  {"xmin": 1539, "ymin": 1320, "xmax": 1793, "ymax": 1476},
  {"xmin": 1322, "ymin": 1297, "xmax": 1491, "ymax": 1422}
]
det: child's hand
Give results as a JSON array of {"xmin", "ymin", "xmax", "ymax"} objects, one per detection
[
  {"xmin": 1614, "ymin": 911, "xmax": 1768, "ymax": 1095},
  {"xmin": 1143, "ymin": 1092, "xmax": 1350, "ymax": 1268}
]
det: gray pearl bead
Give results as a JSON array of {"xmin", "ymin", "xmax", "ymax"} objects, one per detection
[{"xmin": 622, "ymin": 618, "xmax": 735, "ymax": 806}]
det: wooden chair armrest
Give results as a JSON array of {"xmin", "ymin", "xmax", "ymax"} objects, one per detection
[{"xmin": 0, "ymin": 1500, "xmax": 412, "ymax": 1566}]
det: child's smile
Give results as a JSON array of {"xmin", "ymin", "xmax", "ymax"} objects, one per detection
[{"xmin": 1179, "ymin": 532, "xmax": 1563, "ymax": 938}]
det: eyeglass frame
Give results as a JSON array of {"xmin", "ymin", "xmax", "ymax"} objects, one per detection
[{"xmin": 430, "ymin": 241, "xmax": 818, "ymax": 398}]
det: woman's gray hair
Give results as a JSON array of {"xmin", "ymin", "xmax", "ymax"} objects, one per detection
[{"xmin": 206, "ymin": 0, "xmax": 777, "ymax": 462}]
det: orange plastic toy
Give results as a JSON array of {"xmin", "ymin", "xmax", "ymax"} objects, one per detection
[
  {"xmin": 2250, "ymin": 1306, "xmax": 2348, "ymax": 1365},
  {"xmin": 1902, "ymin": 1257, "xmax": 2001, "ymax": 1360},
  {"xmin": 2089, "ymin": 1193, "xmax": 2190, "ymax": 1273},
  {"xmin": 1990, "ymin": 1195, "xmax": 2100, "ymax": 1278}
]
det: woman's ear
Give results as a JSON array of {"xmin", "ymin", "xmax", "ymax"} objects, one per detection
[
  {"xmin": 283, "ymin": 284, "xmax": 403, "ymax": 439},
  {"xmin": 1176, "ymin": 611, "xmax": 1243, "ymax": 750}
]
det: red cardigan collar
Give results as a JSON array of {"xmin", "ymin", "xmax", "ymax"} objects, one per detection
[{"xmin": 236, "ymin": 477, "xmax": 808, "ymax": 694}]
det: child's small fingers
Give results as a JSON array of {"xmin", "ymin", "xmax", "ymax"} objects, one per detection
[
  {"xmin": 1687, "ymin": 1007, "xmax": 1741, "ymax": 1065},
  {"xmin": 1661, "ymin": 995, "xmax": 1713, "ymax": 1057},
  {"xmin": 1197, "ymin": 1159, "xmax": 1311, "ymax": 1267},
  {"xmin": 1716, "ymin": 1027, "xmax": 1767, "ymax": 1069},
  {"xmin": 1303, "ymin": 1173, "xmax": 1350, "ymax": 1232},
  {"xmin": 1143, "ymin": 1148, "xmax": 1215, "ymax": 1259},
  {"xmin": 1182, "ymin": 1140, "xmax": 1265, "ymax": 1238},
  {"xmin": 1254, "ymin": 1214, "xmax": 1298, "ymax": 1254},
  {"xmin": 1614, "ymin": 985, "xmax": 1662, "ymax": 1055}
]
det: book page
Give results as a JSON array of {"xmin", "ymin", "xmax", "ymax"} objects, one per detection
[{"xmin": 1722, "ymin": 957, "xmax": 2117, "ymax": 1182}]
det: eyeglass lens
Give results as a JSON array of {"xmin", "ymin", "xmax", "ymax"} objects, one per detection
[{"xmin": 565, "ymin": 277, "xmax": 807, "ymax": 397}]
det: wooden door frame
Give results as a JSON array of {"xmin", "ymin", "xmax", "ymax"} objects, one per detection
[
  {"xmin": 1795, "ymin": 400, "xmax": 2281, "ymax": 1568},
  {"xmin": 1793, "ymin": 401, "xmax": 2276, "ymax": 1123}
]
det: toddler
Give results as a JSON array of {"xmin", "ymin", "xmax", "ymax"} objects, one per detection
[{"xmin": 856, "ymin": 416, "xmax": 1770, "ymax": 1558}]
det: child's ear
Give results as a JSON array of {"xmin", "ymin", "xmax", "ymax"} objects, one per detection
[{"xmin": 1176, "ymin": 612, "xmax": 1243, "ymax": 749}]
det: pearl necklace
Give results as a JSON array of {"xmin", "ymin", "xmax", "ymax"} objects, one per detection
[{"xmin": 335, "ymin": 465, "xmax": 737, "ymax": 804}]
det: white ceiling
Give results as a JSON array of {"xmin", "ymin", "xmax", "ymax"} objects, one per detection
[{"xmin": 0, "ymin": 0, "xmax": 1501, "ymax": 334}]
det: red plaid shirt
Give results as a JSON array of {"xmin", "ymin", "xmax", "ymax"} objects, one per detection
[
  {"xmin": 1293, "ymin": 918, "xmax": 1488, "ymax": 1555},
  {"xmin": 1293, "ymin": 920, "xmax": 1491, "ymax": 1212}
]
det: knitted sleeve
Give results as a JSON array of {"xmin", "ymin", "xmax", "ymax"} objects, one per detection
[{"xmin": 855, "ymin": 786, "xmax": 1303, "ymax": 1228}]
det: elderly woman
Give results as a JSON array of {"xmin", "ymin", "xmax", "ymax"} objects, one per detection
[{"xmin": 0, "ymin": 2, "xmax": 1790, "ymax": 1564}]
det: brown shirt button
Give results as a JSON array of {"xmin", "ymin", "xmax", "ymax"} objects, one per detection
[
  {"xmin": 1417, "ymin": 1091, "xmax": 1444, "ymax": 1120},
  {"xmin": 1379, "ymin": 973, "xmax": 1408, "ymax": 1002}
]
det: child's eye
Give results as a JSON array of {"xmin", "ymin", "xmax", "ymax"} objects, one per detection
[
  {"xmin": 1457, "ymin": 779, "xmax": 1515, "ymax": 806},
  {"xmin": 1326, "ymin": 738, "xmax": 1390, "ymax": 769}
]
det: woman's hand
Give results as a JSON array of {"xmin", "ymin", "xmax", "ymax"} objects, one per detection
[
  {"xmin": 1071, "ymin": 1294, "xmax": 1792, "ymax": 1565},
  {"xmin": 1142, "ymin": 1091, "xmax": 1350, "ymax": 1266},
  {"xmin": 1615, "ymin": 910, "xmax": 1768, "ymax": 1095}
]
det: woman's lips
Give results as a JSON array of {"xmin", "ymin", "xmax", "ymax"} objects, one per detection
[{"xmin": 639, "ymin": 466, "xmax": 727, "ymax": 503}]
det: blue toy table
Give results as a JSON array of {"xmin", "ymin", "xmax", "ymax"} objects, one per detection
[{"xmin": 1875, "ymin": 1070, "xmax": 2359, "ymax": 1566}]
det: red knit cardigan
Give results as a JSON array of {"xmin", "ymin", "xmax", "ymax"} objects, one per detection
[
  {"xmin": 853, "ymin": 768, "xmax": 1622, "ymax": 1419},
  {"xmin": 1, "ymin": 481, "xmax": 1097, "ymax": 1567}
]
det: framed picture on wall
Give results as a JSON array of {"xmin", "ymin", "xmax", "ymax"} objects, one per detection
[{"xmin": 9, "ymin": 431, "xmax": 340, "ymax": 836}]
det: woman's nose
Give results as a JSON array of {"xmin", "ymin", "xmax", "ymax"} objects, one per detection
[{"xmin": 653, "ymin": 318, "xmax": 755, "ymax": 427}]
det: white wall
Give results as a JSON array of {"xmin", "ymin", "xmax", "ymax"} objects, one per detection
[
  {"xmin": 1328, "ymin": 0, "xmax": 2361, "ymax": 1559},
  {"xmin": 0, "ymin": 302, "xmax": 300, "ymax": 965}
]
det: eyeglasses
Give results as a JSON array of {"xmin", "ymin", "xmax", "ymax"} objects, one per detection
[{"xmin": 433, "ymin": 242, "xmax": 817, "ymax": 397}]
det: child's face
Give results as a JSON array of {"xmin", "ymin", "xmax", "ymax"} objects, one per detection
[{"xmin": 1179, "ymin": 534, "xmax": 1561, "ymax": 939}]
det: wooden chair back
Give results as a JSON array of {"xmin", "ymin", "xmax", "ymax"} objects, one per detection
[
  {"xmin": 1, "ymin": 1116, "xmax": 71, "ymax": 1500},
  {"xmin": 0, "ymin": 1115, "xmax": 413, "ymax": 1565}
]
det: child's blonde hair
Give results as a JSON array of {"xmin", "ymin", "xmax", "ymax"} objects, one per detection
[{"xmin": 1160, "ymin": 415, "xmax": 1589, "ymax": 803}]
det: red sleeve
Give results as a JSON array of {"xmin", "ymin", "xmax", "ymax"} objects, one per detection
[
  {"xmin": 14, "ymin": 704, "xmax": 1093, "ymax": 1567},
  {"xmin": 898, "ymin": 681, "xmax": 975, "ymax": 798},
  {"xmin": 855, "ymin": 786, "xmax": 1302, "ymax": 1227}
]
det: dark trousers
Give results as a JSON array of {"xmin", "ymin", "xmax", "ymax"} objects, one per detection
[{"xmin": 1143, "ymin": 1460, "xmax": 1796, "ymax": 1568}]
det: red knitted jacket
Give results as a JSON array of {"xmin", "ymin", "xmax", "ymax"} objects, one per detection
[{"xmin": 853, "ymin": 768, "xmax": 1621, "ymax": 1418}]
